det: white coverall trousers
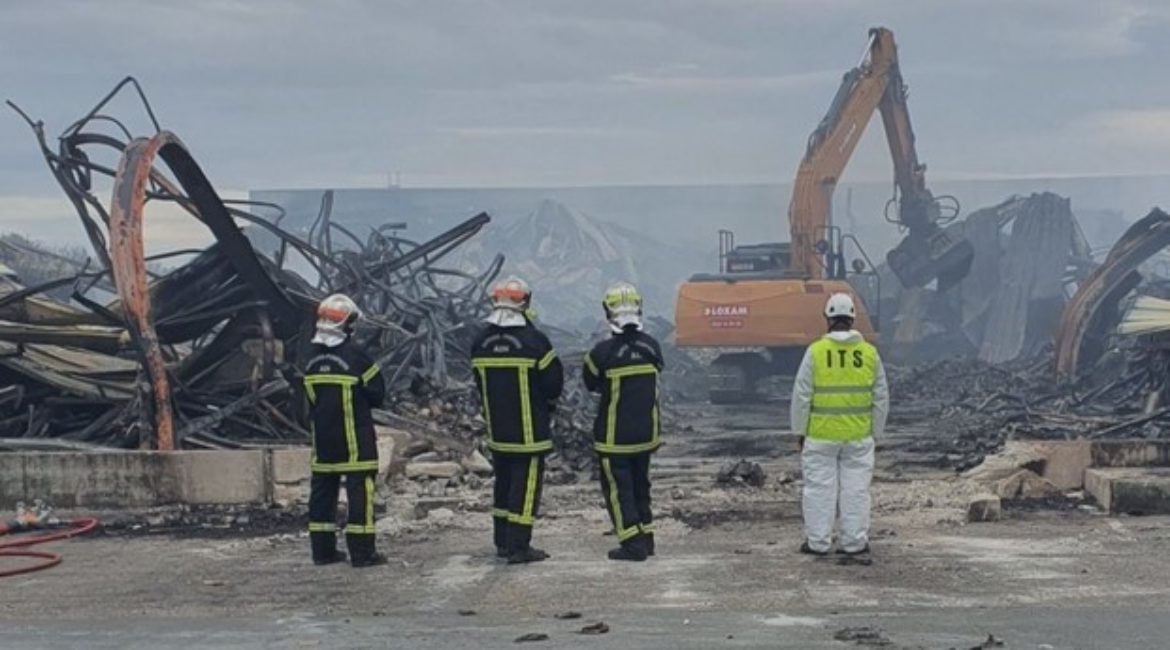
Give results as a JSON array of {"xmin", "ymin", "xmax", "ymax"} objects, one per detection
[{"xmin": 801, "ymin": 436, "xmax": 875, "ymax": 553}]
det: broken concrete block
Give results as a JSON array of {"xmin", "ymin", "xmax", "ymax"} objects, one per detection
[
  {"xmin": 461, "ymin": 450, "xmax": 494, "ymax": 476},
  {"xmin": 1035, "ymin": 441, "xmax": 1091, "ymax": 490},
  {"xmin": 376, "ymin": 435, "xmax": 397, "ymax": 484},
  {"xmin": 414, "ymin": 496, "xmax": 466, "ymax": 518},
  {"xmin": 269, "ymin": 448, "xmax": 311, "ymax": 484},
  {"xmin": 967, "ymin": 495, "xmax": 1002, "ymax": 522},
  {"xmin": 1085, "ymin": 467, "xmax": 1170, "ymax": 515},
  {"xmin": 405, "ymin": 461, "xmax": 463, "ymax": 480},
  {"xmin": 993, "ymin": 469, "xmax": 1062, "ymax": 500},
  {"xmin": 410, "ymin": 451, "xmax": 443, "ymax": 463},
  {"xmin": 426, "ymin": 507, "xmax": 456, "ymax": 524},
  {"xmin": 375, "ymin": 425, "xmax": 410, "ymax": 479},
  {"xmin": 403, "ymin": 439, "xmax": 433, "ymax": 457},
  {"xmin": 962, "ymin": 441, "xmax": 1048, "ymax": 481},
  {"xmin": 1090, "ymin": 441, "xmax": 1170, "ymax": 469}
]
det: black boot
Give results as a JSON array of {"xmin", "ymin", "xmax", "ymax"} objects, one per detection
[
  {"xmin": 836, "ymin": 544, "xmax": 871, "ymax": 556},
  {"xmin": 506, "ymin": 546, "xmax": 549, "ymax": 565},
  {"xmin": 644, "ymin": 533, "xmax": 655, "ymax": 557},
  {"xmin": 347, "ymin": 534, "xmax": 386, "ymax": 568},
  {"xmin": 352, "ymin": 552, "xmax": 389, "ymax": 568},
  {"xmin": 607, "ymin": 538, "xmax": 648, "ymax": 562},
  {"xmin": 496, "ymin": 546, "xmax": 509, "ymax": 558},
  {"xmin": 800, "ymin": 541, "xmax": 829, "ymax": 557},
  {"xmin": 311, "ymin": 532, "xmax": 347, "ymax": 565},
  {"xmin": 313, "ymin": 550, "xmax": 348, "ymax": 566}
]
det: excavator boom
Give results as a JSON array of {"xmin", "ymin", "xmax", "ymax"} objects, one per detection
[{"xmin": 788, "ymin": 27, "xmax": 973, "ymax": 289}]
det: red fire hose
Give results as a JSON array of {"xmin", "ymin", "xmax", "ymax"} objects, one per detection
[{"xmin": 0, "ymin": 517, "xmax": 99, "ymax": 578}]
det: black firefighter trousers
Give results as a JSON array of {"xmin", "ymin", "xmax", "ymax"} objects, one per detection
[
  {"xmin": 599, "ymin": 452, "xmax": 654, "ymax": 548},
  {"xmin": 309, "ymin": 471, "xmax": 378, "ymax": 562},
  {"xmin": 491, "ymin": 453, "xmax": 546, "ymax": 553}
]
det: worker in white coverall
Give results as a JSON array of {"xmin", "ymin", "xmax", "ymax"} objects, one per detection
[{"xmin": 790, "ymin": 293, "xmax": 889, "ymax": 557}]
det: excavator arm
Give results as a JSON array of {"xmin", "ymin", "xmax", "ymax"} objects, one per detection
[{"xmin": 788, "ymin": 27, "xmax": 973, "ymax": 289}]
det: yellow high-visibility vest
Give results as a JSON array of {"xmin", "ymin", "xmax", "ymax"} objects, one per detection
[{"xmin": 808, "ymin": 336, "xmax": 877, "ymax": 442}]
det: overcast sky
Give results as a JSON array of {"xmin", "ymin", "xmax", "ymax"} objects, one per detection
[{"xmin": 2, "ymin": 0, "xmax": 1170, "ymax": 244}]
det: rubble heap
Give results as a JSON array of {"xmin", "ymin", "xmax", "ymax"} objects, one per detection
[
  {"xmin": 0, "ymin": 79, "xmax": 505, "ymax": 451},
  {"xmin": 893, "ymin": 207, "xmax": 1170, "ymax": 470},
  {"xmin": 0, "ymin": 79, "xmax": 700, "ymax": 481},
  {"xmin": 887, "ymin": 193, "xmax": 1092, "ymax": 364}
]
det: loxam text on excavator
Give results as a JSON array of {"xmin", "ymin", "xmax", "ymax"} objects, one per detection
[{"xmin": 674, "ymin": 27, "xmax": 974, "ymax": 403}]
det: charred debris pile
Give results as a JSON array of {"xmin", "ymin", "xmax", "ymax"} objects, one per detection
[
  {"xmin": 0, "ymin": 79, "xmax": 700, "ymax": 478},
  {"xmin": 891, "ymin": 206, "xmax": 1170, "ymax": 469}
]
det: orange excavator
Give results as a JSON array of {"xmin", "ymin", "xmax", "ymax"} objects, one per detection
[{"xmin": 675, "ymin": 27, "xmax": 973, "ymax": 402}]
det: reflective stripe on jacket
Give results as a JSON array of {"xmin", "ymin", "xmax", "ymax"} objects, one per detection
[
  {"xmin": 471, "ymin": 322, "xmax": 564, "ymax": 455},
  {"xmin": 583, "ymin": 330, "xmax": 664, "ymax": 455},
  {"xmin": 304, "ymin": 340, "xmax": 385, "ymax": 473},
  {"xmin": 807, "ymin": 335, "xmax": 878, "ymax": 442}
]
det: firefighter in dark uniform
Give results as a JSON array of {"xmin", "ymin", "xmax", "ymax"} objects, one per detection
[
  {"xmin": 584, "ymin": 282, "xmax": 664, "ymax": 561},
  {"xmin": 470, "ymin": 276, "xmax": 564, "ymax": 564},
  {"xmin": 304, "ymin": 294, "xmax": 388, "ymax": 568}
]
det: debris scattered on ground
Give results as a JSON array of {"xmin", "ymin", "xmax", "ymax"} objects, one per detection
[
  {"xmin": 715, "ymin": 459, "xmax": 767, "ymax": 488},
  {"xmin": 965, "ymin": 634, "xmax": 1006, "ymax": 649},
  {"xmin": 967, "ymin": 496, "xmax": 1002, "ymax": 523},
  {"xmin": 891, "ymin": 340, "xmax": 1170, "ymax": 470},
  {"xmin": 833, "ymin": 625, "xmax": 893, "ymax": 646},
  {"xmin": 457, "ymin": 609, "xmax": 477, "ymax": 616},
  {"xmin": 514, "ymin": 632, "xmax": 549, "ymax": 643},
  {"xmin": 578, "ymin": 621, "xmax": 609, "ymax": 635},
  {"xmin": 553, "ymin": 611, "xmax": 582, "ymax": 620}
]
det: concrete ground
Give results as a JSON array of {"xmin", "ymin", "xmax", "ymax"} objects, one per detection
[{"xmin": 3, "ymin": 402, "xmax": 1170, "ymax": 649}]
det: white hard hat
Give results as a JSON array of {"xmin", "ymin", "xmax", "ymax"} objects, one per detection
[
  {"xmin": 603, "ymin": 282, "xmax": 644, "ymax": 332},
  {"xmin": 312, "ymin": 293, "xmax": 361, "ymax": 347},
  {"xmin": 824, "ymin": 293, "xmax": 856, "ymax": 320}
]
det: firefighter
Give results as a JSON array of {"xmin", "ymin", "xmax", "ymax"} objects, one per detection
[
  {"xmin": 584, "ymin": 282, "xmax": 663, "ymax": 561},
  {"xmin": 304, "ymin": 294, "xmax": 388, "ymax": 568},
  {"xmin": 470, "ymin": 276, "xmax": 564, "ymax": 565},
  {"xmin": 790, "ymin": 293, "xmax": 889, "ymax": 557}
]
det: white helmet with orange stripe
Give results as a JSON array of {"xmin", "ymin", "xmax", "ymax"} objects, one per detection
[
  {"xmin": 485, "ymin": 276, "xmax": 531, "ymax": 328},
  {"xmin": 312, "ymin": 293, "xmax": 361, "ymax": 347}
]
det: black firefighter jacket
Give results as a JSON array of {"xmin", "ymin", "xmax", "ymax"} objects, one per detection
[
  {"xmin": 304, "ymin": 340, "xmax": 385, "ymax": 473},
  {"xmin": 470, "ymin": 322, "xmax": 564, "ymax": 455},
  {"xmin": 584, "ymin": 330, "xmax": 664, "ymax": 455}
]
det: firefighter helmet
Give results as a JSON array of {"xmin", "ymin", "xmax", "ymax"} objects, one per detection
[
  {"xmin": 603, "ymin": 282, "xmax": 643, "ymax": 332},
  {"xmin": 312, "ymin": 293, "xmax": 361, "ymax": 347}
]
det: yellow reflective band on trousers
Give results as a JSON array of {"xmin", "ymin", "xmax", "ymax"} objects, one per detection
[
  {"xmin": 601, "ymin": 457, "xmax": 640, "ymax": 542},
  {"xmin": 365, "ymin": 475, "xmax": 374, "ymax": 531},
  {"xmin": 308, "ymin": 522, "xmax": 336, "ymax": 532},
  {"xmin": 311, "ymin": 460, "xmax": 379, "ymax": 473},
  {"xmin": 808, "ymin": 337, "xmax": 877, "ymax": 442},
  {"xmin": 507, "ymin": 456, "xmax": 541, "ymax": 526}
]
